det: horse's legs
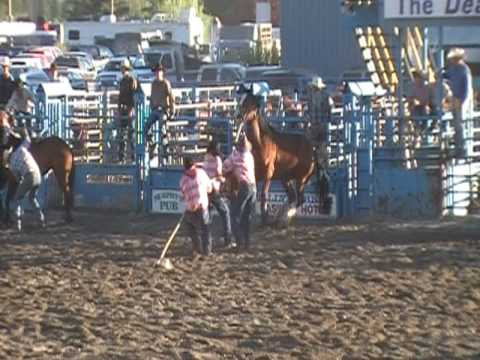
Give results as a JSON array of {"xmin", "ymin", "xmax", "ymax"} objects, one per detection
[
  {"xmin": 5, "ymin": 180, "xmax": 17, "ymax": 226},
  {"xmin": 261, "ymin": 177, "xmax": 272, "ymax": 225},
  {"xmin": 28, "ymin": 187, "xmax": 45, "ymax": 228},
  {"xmin": 281, "ymin": 179, "xmax": 296, "ymax": 207},
  {"xmin": 53, "ymin": 166, "xmax": 73, "ymax": 223}
]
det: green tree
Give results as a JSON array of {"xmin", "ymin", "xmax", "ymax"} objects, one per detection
[
  {"xmin": 254, "ymin": 39, "xmax": 264, "ymax": 65},
  {"xmin": 270, "ymin": 41, "xmax": 280, "ymax": 65}
]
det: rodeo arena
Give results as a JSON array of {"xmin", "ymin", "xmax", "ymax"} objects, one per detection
[{"xmin": 0, "ymin": 0, "xmax": 480, "ymax": 358}]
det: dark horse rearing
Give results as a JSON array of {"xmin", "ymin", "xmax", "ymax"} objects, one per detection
[
  {"xmin": 238, "ymin": 87, "xmax": 327, "ymax": 224},
  {"xmin": 0, "ymin": 111, "xmax": 75, "ymax": 224}
]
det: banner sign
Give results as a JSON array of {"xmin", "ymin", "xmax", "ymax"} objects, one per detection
[
  {"xmin": 384, "ymin": 0, "xmax": 480, "ymax": 19},
  {"xmin": 151, "ymin": 189, "xmax": 336, "ymax": 219}
]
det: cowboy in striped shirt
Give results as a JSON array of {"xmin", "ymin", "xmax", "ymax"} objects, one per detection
[
  {"xmin": 203, "ymin": 140, "xmax": 233, "ymax": 247},
  {"xmin": 8, "ymin": 126, "xmax": 45, "ymax": 231},
  {"xmin": 179, "ymin": 157, "xmax": 213, "ymax": 256},
  {"xmin": 223, "ymin": 135, "xmax": 256, "ymax": 250}
]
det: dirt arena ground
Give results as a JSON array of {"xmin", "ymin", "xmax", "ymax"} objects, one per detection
[{"xmin": 0, "ymin": 210, "xmax": 479, "ymax": 359}]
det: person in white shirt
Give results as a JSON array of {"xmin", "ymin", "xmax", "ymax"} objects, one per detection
[
  {"xmin": 223, "ymin": 135, "xmax": 256, "ymax": 250},
  {"xmin": 203, "ymin": 140, "xmax": 232, "ymax": 247},
  {"xmin": 8, "ymin": 126, "xmax": 45, "ymax": 231},
  {"xmin": 7, "ymin": 78, "xmax": 35, "ymax": 127}
]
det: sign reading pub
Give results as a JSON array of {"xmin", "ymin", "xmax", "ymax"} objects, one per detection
[{"xmin": 385, "ymin": 0, "xmax": 480, "ymax": 19}]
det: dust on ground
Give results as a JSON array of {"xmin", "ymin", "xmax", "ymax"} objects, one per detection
[{"xmin": 0, "ymin": 210, "xmax": 479, "ymax": 359}]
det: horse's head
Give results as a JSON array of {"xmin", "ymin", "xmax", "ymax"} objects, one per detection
[{"xmin": 237, "ymin": 84, "xmax": 262, "ymax": 125}]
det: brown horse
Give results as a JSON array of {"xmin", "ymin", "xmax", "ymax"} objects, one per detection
[
  {"xmin": 0, "ymin": 111, "xmax": 75, "ymax": 224},
  {"xmin": 237, "ymin": 88, "xmax": 323, "ymax": 224}
]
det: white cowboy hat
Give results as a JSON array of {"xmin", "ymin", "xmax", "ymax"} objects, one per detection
[
  {"xmin": 447, "ymin": 48, "xmax": 465, "ymax": 60},
  {"xmin": 0, "ymin": 57, "xmax": 10, "ymax": 67},
  {"xmin": 121, "ymin": 59, "xmax": 131, "ymax": 70},
  {"xmin": 310, "ymin": 76, "xmax": 326, "ymax": 89}
]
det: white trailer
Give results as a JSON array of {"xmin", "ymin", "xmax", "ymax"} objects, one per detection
[{"xmin": 63, "ymin": 7, "xmax": 204, "ymax": 48}]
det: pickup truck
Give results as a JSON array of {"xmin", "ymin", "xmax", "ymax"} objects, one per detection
[
  {"xmin": 196, "ymin": 63, "xmax": 246, "ymax": 83},
  {"xmin": 132, "ymin": 42, "xmax": 207, "ymax": 84}
]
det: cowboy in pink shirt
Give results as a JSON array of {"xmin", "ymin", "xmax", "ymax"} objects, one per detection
[
  {"xmin": 203, "ymin": 140, "xmax": 233, "ymax": 247},
  {"xmin": 223, "ymin": 135, "xmax": 256, "ymax": 250},
  {"xmin": 179, "ymin": 157, "xmax": 213, "ymax": 256}
]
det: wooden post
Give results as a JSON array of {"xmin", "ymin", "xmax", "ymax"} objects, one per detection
[{"xmin": 8, "ymin": 0, "xmax": 13, "ymax": 21}]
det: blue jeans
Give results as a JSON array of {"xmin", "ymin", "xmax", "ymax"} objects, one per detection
[
  {"xmin": 232, "ymin": 182, "xmax": 256, "ymax": 249},
  {"xmin": 117, "ymin": 107, "xmax": 134, "ymax": 162},
  {"xmin": 210, "ymin": 191, "xmax": 232, "ymax": 245},
  {"xmin": 184, "ymin": 209, "xmax": 212, "ymax": 255},
  {"xmin": 145, "ymin": 108, "xmax": 166, "ymax": 135}
]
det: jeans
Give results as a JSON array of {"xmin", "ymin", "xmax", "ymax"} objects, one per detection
[
  {"xmin": 210, "ymin": 191, "xmax": 232, "ymax": 245},
  {"xmin": 452, "ymin": 98, "xmax": 466, "ymax": 158},
  {"xmin": 184, "ymin": 208, "xmax": 212, "ymax": 255},
  {"xmin": 145, "ymin": 108, "xmax": 166, "ymax": 135},
  {"xmin": 14, "ymin": 171, "xmax": 44, "ymax": 228},
  {"xmin": 231, "ymin": 182, "xmax": 256, "ymax": 249},
  {"xmin": 117, "ymin": 107, "xmax": 135, "ymax": 162}
]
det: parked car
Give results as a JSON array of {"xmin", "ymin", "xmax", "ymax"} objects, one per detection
[
  {"xmin": 0, "ymin": 45, "xmax": 27, "ymax": 58},
  {"xmin": 17, "ymin": 69, "xmax": 50, "ymax": 92},
  {"xmin": 254, "ymin": 68, "xmax": 319, "ymax": 98},
  {"xmin": 69, "ymin": 45, "xmax": 113, "ymax": 69},
  {"xmin": 23, "ymin": 47, "xmax": 57, "ymax": 66},
  {"xmin": 15, "ymin": 52, "xmax": 50, "ymax": 68},
  {"xmin": 58, "ymin": 68, "xmax": 88, "ymax": 91},
  {"xmin": 197, "ymin": 63, "xmax": 246, "ymax": 83},
  {"xmin": 10, "ymin": 57, "xmax": 44, "ymax": 69},
  {"xmin": 96, "ymin": 57, "xmax": 131, "ymax": 88},
  {"xmin": 54, "ymin": 56, "xmax": 97, "ymax": 80},
  {"xmin": 64, "ymin": 51, "xmax": 96, "ymax": 70}
]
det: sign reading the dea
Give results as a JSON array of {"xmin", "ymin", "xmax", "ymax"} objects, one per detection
[{"xmin": 385, "ymin": 0, "xmax": 480, "ymax": 19}]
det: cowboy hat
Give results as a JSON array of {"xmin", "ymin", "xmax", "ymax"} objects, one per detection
[
  {"xmin": 153, "ymin": 63, "xmax": 165, "ymax": 72},
  {"xmin": 447, "ymin": 48, "xmax": 465, "ymax": 60},
  {"xmin": 411, "ymin": 69, "xmax": 427, "ymax": 79},
  {"xmin": 121, "ymin": 59, "xmax": 131, "ymax": 70},
  {"xmin": 0, "ymin": 57, "xmax": 10, "ymax": 67},
  {"xmin": 310, "ymin": 76, "xmax": 326, "ymax": 89}
]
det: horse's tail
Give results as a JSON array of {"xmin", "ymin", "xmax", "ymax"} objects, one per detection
[
  {"xmin": 68, "ymin": 151, "xmax": 76, "ymax": 209},
  {"xmin": 312, "ymin": 144, "xmax": 331, "ymax": 213}
]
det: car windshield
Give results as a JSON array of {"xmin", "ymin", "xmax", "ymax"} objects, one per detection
[
  {"xmin": 133, "ymin": 57, "xmax": 148, "ymax": 69},
  {"xmin": 144, "ymin": 53, "xmax": 162, "ymax": 69},
  {"xmin": 55, "ymin": 57, "xmax": 80, "ymax": 68},
  {"xmin": 26, "ymin": 71, "xmax": 49, "ymax": 82},
  {"xmin": 71, "ymin": 46, "xmax": 97, "ymax": 58},
  {"xmin": 143, "ymin": 52, "xmax": 173, "ymax": 70},
  {"xmin": 104, "ymin": 61, "xmax": 123, "ymax": 71}
]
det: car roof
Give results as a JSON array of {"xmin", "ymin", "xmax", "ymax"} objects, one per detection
[
  {"xmin": 65, "ymin": 51, "xmax": 89, "ymax": 56},
  {"xmin": 109, "ymin": 56, "xmax": 129, "ymax": 62},
  {"xmin": 201, "ymin": 63, "xmax": 245, "ymax": 69}
]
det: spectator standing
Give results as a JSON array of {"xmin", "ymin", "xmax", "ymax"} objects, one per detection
[
  {"xmin": 117, "ymin": 59, "xmax": 137, "ymax": 162},
  {"xmin": 0, "ymin": 58, "xmax": 15, "ymax": 108},
  {"xmin": 445, "ymin": 48, "xmax": 473, "ymax": 158}
]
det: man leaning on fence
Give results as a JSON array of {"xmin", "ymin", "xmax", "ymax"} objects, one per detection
[
  {"xmin": 444, "ymin": 48, "xmax": 473, "ymax": 159},
  {"xmin": 144, "ymin": 64, "xmax": 175, "ymax": 158},
  {"xmin": 180, "ymin": 156, "xmax": 213, "ymax": 257},
  {"xmin": 117, "ymin": 59, "xmax": 138, "ymax": 163}
]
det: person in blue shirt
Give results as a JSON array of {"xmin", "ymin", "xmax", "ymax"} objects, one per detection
[{"xmin": 445, "ymin": 48, "xmax": 473, "ymax": 158}]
